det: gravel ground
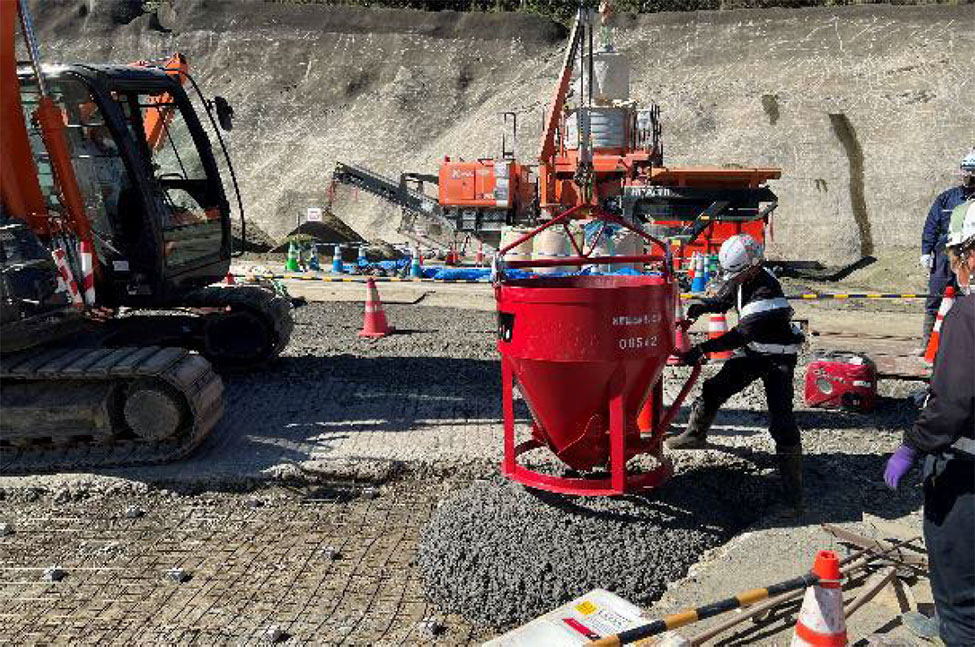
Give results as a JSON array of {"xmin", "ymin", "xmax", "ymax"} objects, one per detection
[
  {"xmin": 418, "ymin": 462, "xmax": 774, "ymax": 629},
  {"xmin": 0, "ymin": 300, "xmax": 928, "ymax": 643}
]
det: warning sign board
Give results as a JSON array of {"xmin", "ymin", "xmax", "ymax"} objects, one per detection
[
  {"xmin": 483, "ymin": 589, "xmax": 688, "ymax": 646},
  {"xmin": 306, "ymin": 207, "xmax": 323, "ymax": 222}
]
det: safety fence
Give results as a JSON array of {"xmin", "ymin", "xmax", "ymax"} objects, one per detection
[{"xmin": 235, "ymin": 272, "xmax": 933, "ymax": 300}]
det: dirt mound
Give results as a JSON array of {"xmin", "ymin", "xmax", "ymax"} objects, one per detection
[{"xmin": 231, "ymin": 217, "xmax": 277, "ymax": 252}]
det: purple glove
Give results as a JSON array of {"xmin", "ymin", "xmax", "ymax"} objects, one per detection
[{"xmin": 884, "ymin": 445, "xmax": 917, "ymax": 489}]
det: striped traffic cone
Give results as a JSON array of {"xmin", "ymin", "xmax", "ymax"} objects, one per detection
[
  {"xmin": 308, "ymin": 244, "xmax": 321, "ymax": 271},
  {"xmin": 923, "ymin": 286, "xmax": 955, "ymax": 366},
  {"xmin": 410, "ymin": 247, "xmax": 422, "ymax": 278},
  {"xmin": 331, "ymin": 245, "xmax": 344, "ymax": 274},
  {"xmin": 285, "ymin": 242, "xmax": 300, "ymax": 272},
  {"xmin": 667, "ymin": 299, "xmax": 692, "ymax": 366},
  {"xmin": 475, "ymin": 241, "xmax": 485, "ymax": 267},
  {"xmin": 225, "ymin": 271, "xmax": 236, "ymax": 285},
  {"xmin": 791, "ymin": 550, "xmax": 847, "ymax": 647},
  {"xmin": 707, "ymin": 314, "xmax": 733, "ymax": 361},
  {"xmin": 358, "ymin": 278, "xmax": 392, "ymax": 338},
  {"xmin": 78, "ymin": 240, "xmax": 96, "ymax": 306},
  {"xmin": 52, "ymin": 248, "xmax": 84, "ymax": 310},
  {"xmin": 690, "ymin": 253, "xmax": 707, "ymax": 293}
]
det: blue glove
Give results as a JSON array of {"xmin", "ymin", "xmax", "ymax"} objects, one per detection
[{"xmin": 884, "ymin": 445, "xmax": 917, "ymax": 489}]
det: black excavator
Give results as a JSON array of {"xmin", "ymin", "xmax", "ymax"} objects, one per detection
[{"xmin": 0, "ymin": 0, "xmax": 292, "ymax": 473}]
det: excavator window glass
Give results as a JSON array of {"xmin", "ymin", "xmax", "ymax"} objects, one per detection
[
  {"xmin": 127, "ymin": 91, "xmax": 221, "ymax": 271},
  {"xmin": 18, "ymin": 77, "xmax": 128, "ymax": 263}
]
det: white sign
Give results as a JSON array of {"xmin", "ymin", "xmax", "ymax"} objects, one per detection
[
  {"xmin": 306, "ymin": 207, "xmax": 323, "ymax": 222},
  {"xmin": 482, "ymin": 589, "xmax": 688, "ymax": 647}
]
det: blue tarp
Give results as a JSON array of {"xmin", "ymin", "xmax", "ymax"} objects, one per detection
[{"xmin": 430, "ymin": 267, "xmax": 492, "ymax": 281}]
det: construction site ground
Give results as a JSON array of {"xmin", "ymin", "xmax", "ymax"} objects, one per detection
[{"xmin": 0, "ymin": 277, "xmax": 936, "ymax": 645}]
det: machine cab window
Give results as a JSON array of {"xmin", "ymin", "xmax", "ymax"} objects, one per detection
[{"xmin": 116, "ymin": 87, "xmax": 224, "ymax": 271}]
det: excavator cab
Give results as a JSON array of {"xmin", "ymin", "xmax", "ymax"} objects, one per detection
[{"xmin": 17, "ymin": 63, "xmax": 238, "ymax": 307}]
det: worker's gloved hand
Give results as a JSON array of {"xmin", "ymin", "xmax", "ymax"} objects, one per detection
[
  {"xmin": 679, "ymin": 345, "xmax": 706, "ymax": 366},
  {"xmin": 919, "ymin": 253, "xmax": 933, "ymax": 271},
  {"xmin": 686, "ymin": 302, "xmax": 708, "ymax": 321},
  {"xmin": 884, "ymin": 445, "xmax": 917, "ymax": 489}
]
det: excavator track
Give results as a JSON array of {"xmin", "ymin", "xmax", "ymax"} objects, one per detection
[
  {"xmin": 0, "ymin": 346, "xmax": 223, "ymax": 475},
  {"xmin": 183, "ymin": 284, "xmax": 294, "ymax": 369}
]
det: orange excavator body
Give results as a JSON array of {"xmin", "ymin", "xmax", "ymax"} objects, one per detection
[{"xmin": 1, "ymin": 0, "xmax": 90, "ymax": 243}]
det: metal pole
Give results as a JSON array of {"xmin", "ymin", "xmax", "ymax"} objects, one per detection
[
  {"xmin": 17, "ymin": 0, "xmax": 48, "ymax": 96},
  {"xmin": 689, "ymin": 536, "xmax": 920, "ymax": 644}
]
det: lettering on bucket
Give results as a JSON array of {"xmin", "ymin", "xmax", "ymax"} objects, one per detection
[
  {"xmin": 497, "ymin": 311, "xmax": 515, "ymax": 343},
  {"xmin": 612, "ymin": 313, "xmax": 662, "ymax": 327},
  {"xmin": 618, "ymin": 336, "xmax": 659, "ymax": 350}
]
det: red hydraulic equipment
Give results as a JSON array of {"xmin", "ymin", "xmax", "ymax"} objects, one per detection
[{"xmin": 495, "ymin": 204, "xmax": 700, "ymax": 496}]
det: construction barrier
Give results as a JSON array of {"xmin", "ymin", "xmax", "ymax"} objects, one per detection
[
  {"xmin": 230, "ymin": 273, "xmax": 934, "ymax": 299},
  {"xmin": 786, "ymin": 293, "xmax": 930, "ymax": 300}
]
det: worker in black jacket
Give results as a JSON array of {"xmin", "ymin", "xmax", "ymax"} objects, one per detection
[
  {"xmin": 886, "ymin": 199, "xmax": 975, "ymax": 647},
  {"xmin": 667, "ymin": 234, "xmax": 806, "ymax": 509}
]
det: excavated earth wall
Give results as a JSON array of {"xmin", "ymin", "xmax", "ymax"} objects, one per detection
[{"xmin": 33, "ymin": 1, "xmax": 974, "ymax": 264}]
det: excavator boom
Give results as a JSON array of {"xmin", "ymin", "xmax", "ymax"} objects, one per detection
[{"xmin": 1, "ymin": 0, "xmax": 91, "ymax": 242}]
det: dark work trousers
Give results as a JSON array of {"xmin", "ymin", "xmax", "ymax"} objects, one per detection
[
  {"xmin": 699, "ymin": 353, "xmax": 801, "ymax": 449},
  {"xmin": 927, "ymin": 251, "xmax": 959, "ymax": 314},
  {"xmin": 923, "ymin": 455, "xmax": 975, "ymax": 647}
]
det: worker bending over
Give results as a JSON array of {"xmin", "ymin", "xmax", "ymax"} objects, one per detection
[
  {"xmin": 886, "ymin": 199, "xmax": 975, "ymax": 647},
  {"xmin": 667, "ymin": 234, "xmax": 805, "ymax": 510},
  {"xmin": 920, "ymin": 149, "xmax": 975, "ymax": 347}
]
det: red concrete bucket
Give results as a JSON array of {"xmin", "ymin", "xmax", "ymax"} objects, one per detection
[{"xmin": 494, "ymin": 208, "xmax": 700, "ymax": 496}]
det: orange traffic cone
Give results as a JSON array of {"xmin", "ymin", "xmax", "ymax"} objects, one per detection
[
  {"xmin": 923, "ymin": 286, "xmax": 955, "ymax": 366},
  {"xmin": 667, "ymin": 300, "xmax": 692, "ymax": 366},
  {"xmin": 707, "ymin": 314, "xmax": 733, "ymax": 361},
  {"xmin": 358, "ymin": 278, "xmax": 392, "ymax": 338},
  {"xmin": 225, "ymin": 271, "xmax": 236, "ymax": 285},
  {"xmin": 791, "ymin": 550, "xmax": 847, "ymax": 647}
]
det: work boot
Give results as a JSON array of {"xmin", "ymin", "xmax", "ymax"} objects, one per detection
[
  {"xmin": 666, "ymin": 399, "xmax": 715, "ymax": 449},
  {"xmin": 914, "ymin": 311, "xmax": 937, "ymax": 355},
  {"xmin": 776, "ymin": 444, "xmax": 804, "ymax": 513}
]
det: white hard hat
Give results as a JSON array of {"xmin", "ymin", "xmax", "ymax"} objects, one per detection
[
  {"xmin": 718, "ymin": 234, "xmax": 764, "ymax": 276},
  {"xmin": 962, "ymin": 149, "xmax": 975, "ymax": 174},
  {"xmin": 947, "ymin": 199, "xmax": 975, "ymax": 250}
]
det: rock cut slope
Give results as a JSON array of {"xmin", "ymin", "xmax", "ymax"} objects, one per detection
[{"xmin": 32, "ymin": 1, "xmax": 975, "ymax": 263}]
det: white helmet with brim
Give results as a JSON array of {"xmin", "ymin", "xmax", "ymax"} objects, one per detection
[
  {"xmin": 718, "ymin": 234, "xmax": 764, "ymax": 277},
  {"xmin": 947, "ymin": 199, "xmax": 975, "ymax": 251}
]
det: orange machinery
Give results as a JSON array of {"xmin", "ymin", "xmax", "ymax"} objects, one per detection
[
  {"xmin": 437, "ymin": 2, "xmax": 780, "ymax": 260},
  {"xmin": 437, "ymin": 156, "xmax": 535, "ymax": 233}
]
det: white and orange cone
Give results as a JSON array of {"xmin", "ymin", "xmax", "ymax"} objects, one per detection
[
  {"xmin": 707, "ymin": 314, "xmax": 733, "ymax": 361},
  {"xmin": 667, "ymin": 299, "xmax": 692, "ymax": 366},
  {"xmin": 923, "ymin": 286, "xmax": 955, "ymax": 366},
  {"xmin": 791, "ymin": 550, "xmax": 847, "ymax": 647},
  {"xmin": 78, "ymin": 240, "xmax": 96, "ymax": 306},
  {"xmin": 53, "ymin": 248, "xmax": 84, "ymax": 310},
  {"xmin": 358, "ymin": 277, "xmax": 392, "ymax": 338},
  {"xmin": 475, "ymin": 241, "xmax": 485, "ymax": 267}
]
